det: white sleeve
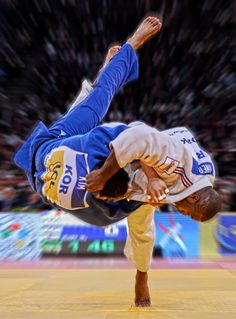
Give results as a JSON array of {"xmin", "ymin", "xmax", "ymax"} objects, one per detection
[
  {"xmin": 110, "ymin": 123, "xmax": 183, "ymax": 168},
  {"xmin": 68, "ymin": 79, "xmax": 93, "ymax": 112}
]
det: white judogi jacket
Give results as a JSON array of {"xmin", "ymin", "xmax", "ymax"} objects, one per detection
[
  {"xmin": 71, "ymin": 79, "xmax": 215, "ymax": 205},
  {"xmin": 110, "ymin": 122, "xmax": 215, "ymax": 204}
]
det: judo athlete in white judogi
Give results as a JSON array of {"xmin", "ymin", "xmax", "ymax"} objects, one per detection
[{"xmin": 86, "ymin": 119, "xmax": 221, "ymax": 306}]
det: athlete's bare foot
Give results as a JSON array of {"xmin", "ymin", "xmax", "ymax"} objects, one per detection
[
  {"xmin": 103, "ymin": 45, "xmax": 121, "ymax": 67},
  {"xmin": 135, "ymin": 270, "xmax": 151, "ymax": 307},
  {"xmin": 127, "ymin": 16, "xmax": 162, "ymax": 51}
]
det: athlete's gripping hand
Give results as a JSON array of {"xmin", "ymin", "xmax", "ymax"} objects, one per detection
[
  {"xmin": 86, "ymin": 169, "xmax": 105, "ymax": 193},
  {"xmin": 146, "ymin": 177, "xmax": 169, "ymax": 203},
  {"xmin": 87, "ymin": 149, "xmax": 120, "ymax": 194}
]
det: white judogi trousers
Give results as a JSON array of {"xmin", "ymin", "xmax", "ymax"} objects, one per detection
[{"xmin": 124, "ymin": 204, "xmax": 155, "ymax": 272}]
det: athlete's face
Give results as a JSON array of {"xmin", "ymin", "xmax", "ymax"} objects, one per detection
[{"xmin": 175, "ymin": 197, "xmax": 203, "ymax": 221}]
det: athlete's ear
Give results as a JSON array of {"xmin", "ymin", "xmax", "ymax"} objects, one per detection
[{"xmin": 187, "ymin": 194, "xmax": 200, "ymax": 203}]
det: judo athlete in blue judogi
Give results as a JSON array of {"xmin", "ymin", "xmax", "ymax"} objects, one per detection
[
  {"xmin": 14, "ymin": 43, "xmax": 141, "ymax": 225},
  {"xmin": 14, "ymin": 17, "xmax": 163, "ymax": 307}
]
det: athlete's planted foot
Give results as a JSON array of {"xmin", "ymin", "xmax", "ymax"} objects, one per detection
[
  {"xmin": 127, "ymin": 16, "xmax": 162, "ymax": 51},
  {"xmin": 135, "ymin": 270, "xmax": 151, "ymax": 307}
]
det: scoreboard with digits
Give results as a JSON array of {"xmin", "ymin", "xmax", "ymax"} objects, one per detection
[
  {"xmin": 40, "ymin": 211, "xmax": 128, "ymax": 256},
  {"xmin": 42, "ymin": 239, "xmax": 126, "ymax": 255}
]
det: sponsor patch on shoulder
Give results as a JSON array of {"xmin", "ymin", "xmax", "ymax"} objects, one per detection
[{"xmin": 192, "ymin": 157, "xmax": 214, "ymax": 176}]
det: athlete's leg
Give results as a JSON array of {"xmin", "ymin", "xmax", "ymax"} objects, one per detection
[
  {"xmin": 49, "ymin": 43, "xmax": 138, "ymax": 137},
  {"xmin": 67, "ymin": 46, "xmax": 121, "ymax": 113},
  {"xmin": 124, "ymin": 204, "xmax": 155, "ymax": 307},
  {"xmin": 49, "ymin": 16, "xmax": 162, "ymax": 137}
]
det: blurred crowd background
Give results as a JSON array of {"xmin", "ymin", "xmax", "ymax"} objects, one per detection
[{"xmin": 0, "ymin": 0, "xmax": 235, "ymax": 212}]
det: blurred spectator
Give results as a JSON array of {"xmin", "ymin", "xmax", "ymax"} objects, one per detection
[
  {"xmin": 20, "ymin": 192, "xmax": 51, "ymax": 212},
  {"xmin": 0, "ymin": 0, "xmax": 235, "ymax": 211},
  {"xmin": 0, "ymin": 187, "xmax": 20, "ymax": 212}
]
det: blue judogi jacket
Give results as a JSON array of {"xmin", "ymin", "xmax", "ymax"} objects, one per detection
[{"xmin": 14, "ymin": 122, "xmax": 142, "ymax": 226}]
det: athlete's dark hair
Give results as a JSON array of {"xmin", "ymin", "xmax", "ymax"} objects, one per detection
[{"xmin": 100, "ymin": 168, "xmax": 130, "ymax": 198}]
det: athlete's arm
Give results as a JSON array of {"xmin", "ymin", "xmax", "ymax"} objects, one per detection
[
  {"xmin": 86, "ymin": 149, "xmax": 120, "ymax": 193},
  {"xmin": 86, "ymin": 123, "xmax": 168, "ymax": 194},
  {"xmin": 110, "ymin": 123, "xmax": 177, "ymax": 167},
  {"xmin": 86, "ymin": 148, "xmax": 169, "ymax": 202},
  {"xmin": 140, "ymin": 162, "xmax": 169, "ymax": 202}
]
